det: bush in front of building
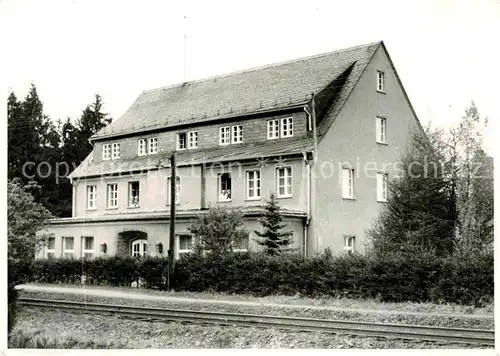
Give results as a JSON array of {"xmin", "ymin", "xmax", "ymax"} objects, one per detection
[{"xmin": 12, "ymin": 248, "xmax": 493, "ymax": 306}]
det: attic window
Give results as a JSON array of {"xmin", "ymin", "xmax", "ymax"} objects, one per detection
[{"xmin": 377, "ymin": 71, "xmax": 385, "ymax": 92}]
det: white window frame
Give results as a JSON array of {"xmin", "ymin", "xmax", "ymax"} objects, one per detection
[
  {"xmin": 138, "ymin": 139, "xmax": 147, "ymax": 156},
  {"xmin": 82, "ymin": 236, "xmax": 94, "ymax": 259},
  {"xmin": 377, "ymin": 71, "xmax": 385, "ymax": 92},
  {"xmin": 342, "ymin": 168, "xmax": 355, "ymax": 199},
  {"xmin": 46, "ymin": 237, "xmax": 55, "ymax": 259},
  {"xmin": 281, "ymin": 117, "xmax": 293, "ymax": 138},
  {"xmin": 148, "ymin": 137, "xmax": 158, "ymax": 154},
  {"xmin": 177, "ymin": 133, "xmax": 186, "ymax": 150},
  {"xmin": 131, "ymin": 239, "xmax": 148, "ymax": 257},
  {"xmin": 111, "ymin": 143, "xmax": 120, "ymax": 159},
  {"xmin": 188, "ymin": 131, "xmax": 198, "ymax": 149},
  {"xmin": 267, "ymin": 119, "xmax": 280, "ymax": 139},
  {"xmin": 344, "ymin": 235, "xmax": 355, "ymax": 254},
  {"xmin": 218, "ymin": 172, "xmax": 232, "ymax": 202},
  {"xmin": 107, "ymin": 183, "xmax": 118, "ymax": 208},
  {"xmin": 276, "ymin": 167, "xmax": 292, "ymax": 198},
  {"xmin": 128, "ymin": 181, "xmax": 140, "ymax": 208},
  {"xmin": 63, "ymin": 236, "xmax": 74, "ymax": 259},
  {"xmin": 102, "ymin": 144, "xmax": 111, "ymax": 160},
  {"xmin": 86, "ymin": 185, "xmax": 96, "ymax": 210},
  {"xmin": 167, "ymin": 176, "xmax": 181, "ymax": 205},
  {"xmin": 232, "ymin": 125, "xmax": 243, "ymax": 144},
  {"xmin": 377, "ymin": 172, "xmax": 389, "ymax": 202},
  {"xmin": 176, "ymin": 234, "xmax": 193, "ymax": 259},
  {"xmin": 246, "ymin": 170, "xmax": 261, "ymax": 200},
  {"xmin": 219, "ymin": 126, "xmax": 230, "ymax": 145},
  {"xmin": 376, "ymin": 117, "xmax": 387, "ymax": 144}
]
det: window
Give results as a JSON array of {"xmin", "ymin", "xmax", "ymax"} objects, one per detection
[
  {"xmin": 234, "ymin": 235, "xmax": 249, "ymax": 251},
  {"xmin": 82, "ymin": 236, "xmax": 94, "ymax": 259},
  {"xmin": 138, "ymin": 139, "xmax": 147, "ymax": 156},
  {"xmin": 276, "ymin": 167, "xmax": 292, "ymax": 198},
  {"xmin": 132, "ymin": 239, "xmax": 148, "ymax": 257},
  {"xmin": 377, "ymin": 172, "xmax": 389, "ymax": 202},
  {"xmin": 377, "ymin": 71, "xmax": 384, "ymax": 92},
  {"xmin": 246, "ymin": 170, "xmax": 261, "ymax": 200},
  {"xmin": 376, "ymin": 117, "xmax": 387, "ymax": 144},
  {"xmin": 107, "ymin": 183, "xmax": 118, "ymax": 208},
  {"xmin": 267, "ymin": 119, "xmax": 279, "ymax": 139},
  {"xmin": 102, "ymin": 144, "xmax": 111, "ymax": 160},
  {"xmin": 177, "ymin": 235, "xmax": 193, "ymax": 259},
  {"xmin": 232, "ymin": 125, "xmax": 243, "ymax": 143},
  {"xmin": 219, "ymin": 126, "xmax": 230, "ymax": 145},
  {"xmin": 218, "ymin": 172, "xmax": 232, "ymax": 201},
  {"xmin": 148, "ymin": 137, "xmax": 158, "ymax": 154},
  {"xmin": 46, "ymin": 237, "xmax": 55, "ymax": 259},
  {"xmin": 167, "ymin": 176, "xmax": 181, "ymax": 205},
  {"xmin": 344, "ymin": 236, "xmax": 355, "ymax": 254},
  {"xmin": 63, "ymin": 236, "xmax": 74, "ymax": 258},
  {"xmin": 188, "ymin": 131, "xmax": 198, "ymax": 148},
  {"xmin": 87, "ymin": 185, "xmax": 96, "ymax": 209},
  {"xmin": 177, "ymin": 133, "xmax": 186, "ymax": 150},
  {"xmin": 128, "ymin": 181, "xmax": 140, "ymax": 207},
  {"xmin": 112, "ymin": 143, "xmax": 120, "ymax": 159},
  {"xmin": 281, "ymin": 117, "xmax": 293, "ymax": 138},
  {"xmin": 342, "ymin": 168, "xmax": 355, "ymax": 199}
]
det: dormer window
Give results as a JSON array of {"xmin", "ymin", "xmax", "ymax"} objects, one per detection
[
  {"xmin": 177, "ymin": 131, "xmax": 197, "ymax": 150},
  {"xmin": 232, "ymin": 125, "xmax": 243, "ymax": 143},
  {"xmin": 138, "ymin": 139, "xmax": 147, "ymax": 156},
  {"xmin": 177, "ymin": 133, "xmax": 186, "ymax": 150},
  {"xmin": 148, "ymin": 137, "xmax": 158, "ymax": 154},
  {"xmin": 102, "ymin": 144, "xmax": 111, "ymax": 160},
  {"xmin": 267, "ymin": 120, "xmax": 279, "ymax": 139},
  {"xmin": 377, "ymin": 71, "xmax": 385, "ymax": 92},
  {"xmin": 281, "ymin": 117, "xmax": 293, "ymax": 137},
  {"xmin": 188, "ymin": 131, "xmax": 198, "ymax": 149},
  {"xmin": 219, "ymin": 127, "xmax": 230, "ymax": 145},
  {"xmin": 112, "ymin": 143, "xmax": 120, "ymax": 159}
]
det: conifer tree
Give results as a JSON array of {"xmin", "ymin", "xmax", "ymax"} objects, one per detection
[{"xmin": 255, "ymin": 192, "xmax": 292, "ymax": 255}]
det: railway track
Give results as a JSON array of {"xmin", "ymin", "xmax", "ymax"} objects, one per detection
[{"xmin": 18, "ymin": 297, "xmax": 494, "ymax": 346}]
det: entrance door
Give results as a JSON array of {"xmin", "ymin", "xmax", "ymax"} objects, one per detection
[{"xmin": 131, "ymin": 239, "xmax": 148, "ymax": 257}]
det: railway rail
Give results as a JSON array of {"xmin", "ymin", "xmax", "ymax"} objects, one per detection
[{"xmin": 18, "ymin": 297, "xmax": 494, "ymax": 346}]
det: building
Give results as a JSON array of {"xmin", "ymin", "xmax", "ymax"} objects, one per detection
[{"xmin": 38, "ymin": 41, "xmax": 423, "ymax": 260}]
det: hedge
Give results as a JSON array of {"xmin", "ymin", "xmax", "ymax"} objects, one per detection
[{"xmin": 9, "ymin": 250, "xmax": 494, "ymax": 306}]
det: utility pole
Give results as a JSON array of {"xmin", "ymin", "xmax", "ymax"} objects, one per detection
[{"xmin": 167, "ymin": 151, "xmax": 176, "ymax": 291}]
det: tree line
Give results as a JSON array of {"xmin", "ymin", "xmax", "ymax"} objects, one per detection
[
  {"xmin": 8, "ymin": 83, "xmax": 112, "ymax": 217},
  {"xmin": 369, "ymin": 101, "xmax": 494, "ymax": 256}
]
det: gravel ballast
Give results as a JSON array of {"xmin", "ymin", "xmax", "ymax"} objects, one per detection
[
  {"xmin": 19, "ymin": 290, "xmax": 494, "ymax": 330},
  {"xmin": 11, "ymin": 308, "xmax": 492, "ymax": 349}
]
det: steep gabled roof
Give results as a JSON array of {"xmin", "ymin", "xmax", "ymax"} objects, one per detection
[{"xmin": 92, "ymin": 41, "xmax": 381, "ymax": 141}]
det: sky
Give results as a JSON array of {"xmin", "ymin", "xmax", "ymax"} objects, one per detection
[{"xmin": 1, "ymin": 0, "xmax": 499, "ymax": 154}]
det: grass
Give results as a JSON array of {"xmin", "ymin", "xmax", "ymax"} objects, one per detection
[
  {"xmin": 20, "ymin": 282, "xmax": 495, "ymax": 316},
  {"xmin": 20, "ymin": 290, "xmax": 494, "ymax": 330},
  {"xmin": 10, "ymin": 308, "xmax": 492, "ymax": 349}
]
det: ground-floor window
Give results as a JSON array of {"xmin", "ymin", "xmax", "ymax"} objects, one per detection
[
  {"xmin": 82, "ymin": 236, "xmax": 94, "ymax": 259},
  {"xmin": 234, "ymin": 234, "xmax": 249, "ymax": 251},
  {"xmin": 177, "ymin": 234, "xmax": 193, "ymax": 259},
  {"xmin": 132, "ymin": 239, "xmax": 148, "ymax": 257},
  {"xmin": 63, "ymin": 236, "xmax": 74, "ymax": 258},
  {"xmin": 46, "ymin": 237, "xmax": 55, "ymax": 259}
]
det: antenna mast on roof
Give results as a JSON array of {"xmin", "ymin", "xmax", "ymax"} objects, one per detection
[{"xmin": 183, "ymin": 15, "xmax": 187, "ymax": 83}]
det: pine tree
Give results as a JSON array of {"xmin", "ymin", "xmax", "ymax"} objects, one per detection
[
  {"xmin": 255, "ymin": 192, "xmax": 292, "ymax": 255},
  {"xmin": 368, "ymin": 129, "xmax": 456, "ymax": 257}
]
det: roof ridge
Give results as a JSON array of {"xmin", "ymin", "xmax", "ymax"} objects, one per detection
[{"xmin": 142, "ymin": 41, "xmax": 382, "ymax": 94}]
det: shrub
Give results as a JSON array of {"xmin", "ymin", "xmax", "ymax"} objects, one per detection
[{"xmin": 11, "ymin": 249, "xmax": 493, "ymax": 306}]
